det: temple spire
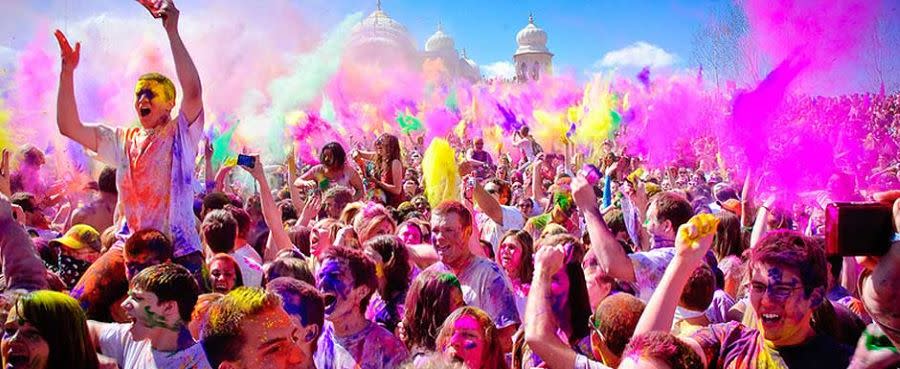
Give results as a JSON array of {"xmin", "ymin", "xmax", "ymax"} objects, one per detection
[
  {"xmin": 529, "ymin": 12, "xmax": 534, "ymax": 24},
  {"xmin": 376, "ymin": 0, "xmax": 382, "ymax": 11}
]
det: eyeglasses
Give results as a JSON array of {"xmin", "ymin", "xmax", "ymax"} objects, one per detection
[{"xmin": 749, "ymin": 282, "xmax": 803, "ymax": 300}]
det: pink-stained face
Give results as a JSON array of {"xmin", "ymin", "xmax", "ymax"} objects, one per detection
[
  {"xmin": 442, "ymin": 315, "xmax": 486, "ymax": 369},
  {"xmin": 398, "ymin": 223, "xmax": 423, "ymax": 245},
  {"xmin": 497, "ymin": 238, "xmax": 523, "ymax": 278}
]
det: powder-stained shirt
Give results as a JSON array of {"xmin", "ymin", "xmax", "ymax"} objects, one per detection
[
  {"xmin": 689, "ymin": 321, "xmax": 852, "ymax": 369},
  {"xmin": 475, "ymin": 204, "xmax": 525, "ymax": 252},
  {"xmin": 93, "ymin": 110, "xmax": 203, "ymax": 257},
  {"xmin": 99, "ymin": 323, "xmax": 212, "ymax": 369},
  {"xmin": 314, "ymin": 321, "xmax": 408, "ymax": 369},
  {"xmin": 426, "ymin": 257, "xmax": 521, "ymax": 329},
  {"xmin": 629, "ymin": 246, "xmax": 676, "ymax": 301}
]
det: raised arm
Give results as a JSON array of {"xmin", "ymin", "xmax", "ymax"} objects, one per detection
[
  {"xmin": 634, "ymin": 219, "xmax": 714, "ymax": 337},
  {"xmin": 0, "ymin": 150, "xmax": 10, "ymax": 197},
  {"xmin": 472, "ymin": 179, "xmax": 503, "ymax": 225},
  {"xmin": 239, "ymin": 158, "xmax": 293, "ymax": 261},
  {"xmin": 157, "ymin": 0, "xmax": 202, "ymax": 122},
  {"xmin": 524, "ymin": 245, "xmax": 580, "ymax": 369},
  {"xmin": 54, "ymin": 30, "xmax": 99, "ymax": 152},
  {"xmin": 286, "ymin": 149, "xmax": 305, "ymax": 212},
  {"xmin": 572, "ymin": 175, "xmax": 636, "ymax": 283},
  {"xmin": 0, "ymin": 194, "xmax": 49, "ymax": 292},
  {"xmin": 532, "ymin": 156, "xmax": 546, "ymax": 208}
]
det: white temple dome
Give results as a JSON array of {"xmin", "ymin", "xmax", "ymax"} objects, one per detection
[
  {"xmin": 515, "ymin": 14, "xmax": 550, "ymax": 56},
  {"xmin": 459, "ymin": 49, "xmax": 481, "ymax": 81},
  {"xmin": 348, "ymin": 2, "xmax": 417, "ymax": 58},
  {"xmin": 425, "ymin": 24, "xmax": 455, "ymax": 53}
]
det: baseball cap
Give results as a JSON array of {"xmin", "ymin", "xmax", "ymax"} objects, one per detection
[{"xmin": 50, "ymin": 224, "xmax": 101, "ymax": 252}]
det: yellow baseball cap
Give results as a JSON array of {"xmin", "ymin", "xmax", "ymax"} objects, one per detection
[{"xmin": 50, "ymin": 224, "xmax": 101, "ymax": 252}]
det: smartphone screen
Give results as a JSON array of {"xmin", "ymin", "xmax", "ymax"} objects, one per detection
[
  {"xmin": 825, "ymin": 202, "xmax": 894, "ymax": 256},
  {"xmin": 237, "ymin": 154, "xmax": 256, "ymax": 169}
]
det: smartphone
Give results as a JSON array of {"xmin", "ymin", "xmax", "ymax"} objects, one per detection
[
  {"xmin": 237, "ymin": 154, "xmax": 256, "ymax": 169},
  {"xmin": 825, "ymin": 202, "xmax": 894, "ymax": 256},
  {"xmin": 136, "ymin": 0, "xmax": 162, "ymax": 18}
]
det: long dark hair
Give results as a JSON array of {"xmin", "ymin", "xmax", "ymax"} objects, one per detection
[
  {"xmin": 320, "ymin": 142, "xmax": 347, "ymax": 170},
  {"xmin": 498, "ymin": 230, "xmax": 534, "ymax": 284},
  {"xmin": 208, "ymin": 253, "xmax": 245, "ymax": 290},
  {"xmin": 537, "ymin": 234, "xmax": 592, "ymax": 346},
  {"xmin": 402, "ymin": 270, "xmax": 463, "ymax": 352},
  {"xmin": 13, "ymin": 291, "xmax": 100, "ymax": 369},
  {"xmin": 712, "ymin": 211, "xmax": 745, "ymax": 261},
  {"xmin": 375, "ymin": 134, "xmax": 402, "ymax": 180},
  {"xmin": 365, "ymin": 235, "xmax": 411, "ymax": 331}
]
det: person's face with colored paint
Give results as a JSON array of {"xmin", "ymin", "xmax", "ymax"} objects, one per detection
[
  {"xmin": 133, "ymin": 79, "xmax": 175, "ymax": 129},
  {"xmin": 228, "ymin": 307, "xmax": 305, "ymax": 369},
  {"xmin": 749, "ymin": 263, "xmax": 819, "ymax": 347},
  {"xmin": 443, "ymin": 314, "xmax": 486, "ymax": 369},
  {"xmin": 310, "ymin": 223, "xmax": 335, "ymax": 259},
  {"xmin": 643, "ymin": 202, "xmax": 674, "ymax": 240},
  {"xmin": 398, "ymin": 223, "xmax": 423, "ymax": 245},
  {"xmin": 316, "ymin": 258, "xmax": 363, "ymax": 320},
  {"xmin": 497, "ymin": 237, "xmax": 523, "ymax": 279},
  {"xmin": 121, "ymin": 288, "xmax": 178, "ymax": 341},
  {"xmin": 321, "ymin": 148, "xmax": 337, "ymax": 170},
  {"xmin": 516, "ymin": 199, "xmax": 533, "ymax": 217},
  {"xmin": 2, "ymin": 306, "xmax": 49, "ymax": 369},
  {"xmin": 431, "ymin": 212, "xmax": 472, "ymax": 269},
  {"xmin": 124, "ymin": 252, "xmax": 167, "ymax": 281},
  {"xmin": 414, "ymin": 197, "xmax": 430, "ymax": 214},
  {"xmin": 209, "ymin": 259, "xmax": 238, "ymax": 294},
  {"xmin": 582, "ymin": 252, "xmax": 613, "ymax": 308}
]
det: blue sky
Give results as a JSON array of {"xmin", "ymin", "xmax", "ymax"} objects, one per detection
[
  {"xmin": 334, "ymin": 0, "xmax": 720, "ymax": 76},
  {"xmin": 1, "ymin": 0, "xmax": 897, "ymax": 93}
]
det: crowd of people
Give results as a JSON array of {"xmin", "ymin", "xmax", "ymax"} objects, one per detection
[{"xmin": 1, "ymin": 1, "xmax": 900, "ymax": 369}]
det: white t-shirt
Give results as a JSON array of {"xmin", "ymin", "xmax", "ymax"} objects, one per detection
[
  {"xmin": 229, "ymin": 250, "xmax": 264, "ymax": 288},
  {"xmin": 425, "ymin": 257, "xmax": 521, "ymax": 329},
  {"xmin": 99, "ymin": 323, "xmax": 212, "ymax": 369},
  {"xmin": 233, "ymin": 243, "xmax": 262, "ymax": 264},
  {"xmin": 476, "ymin": 205, "xmax": 525, "ymax": 253}
]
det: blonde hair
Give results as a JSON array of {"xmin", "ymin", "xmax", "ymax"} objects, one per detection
[{"xmin": 352, "ymin": 202, "xmax": 397, "ymax": 245}]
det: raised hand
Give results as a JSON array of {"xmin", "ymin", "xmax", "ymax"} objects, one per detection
[
  {"xmin": 237, "ymin": 154, "xmax": 265, "ymax": 180},
  {"xmin": 156, "ymin": 0, "xmax": 181, "ymax": 33},
  {"xmin": 571, "ymin": 174, "xmax": 598, "ymax": 212},
  {"xmin": 674, "ymin": 214, "xmax": 717, "ymax": 261},
  {"xmin": 53, "ymin": 30, "xmax": 81, "ymax": 72},
  {"xmin": 0, "ymin": 149, "xmax": 10, "ymax": 196},
  {"xmin": 534, "ymin": 244, "xmax": 566, "ymax": 277}
]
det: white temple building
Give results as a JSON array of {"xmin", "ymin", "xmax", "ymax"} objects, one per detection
[
  {"xmin": 347, "ymin": 1, "xmax": 553, "ymax": 83},
  {"xmin": 514, "ymin": 14, "xmax": 554, "ymax": 82}
]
